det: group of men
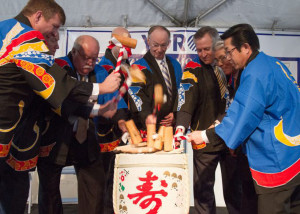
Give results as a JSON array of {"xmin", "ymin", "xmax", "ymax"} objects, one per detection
[{"xmin": 0, "ymin": 0, "xmax": 299, "ymax": 214}]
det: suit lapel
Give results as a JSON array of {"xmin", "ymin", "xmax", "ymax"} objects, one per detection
[
  {"xmin": 166, "ymin": 56, "xmax": 177, "ymax": 101},
  {"xmin": 67, "ymin": 53, "xmax": 79, "ymax": 79},
  {"xmin": 105, "ymin": 48, "xmax": 117, "ymax": 67},
  {"xmin": 89, "ymin": 71, "xmax": 96, "ymax": 84},
  {"xmin": 144, "ymin": 51, "xmax": 170, "ymax": 99}
]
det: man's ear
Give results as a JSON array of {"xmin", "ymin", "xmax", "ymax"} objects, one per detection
[
  {"xmin": 242, "ymin": 43, "xmax": 251, "ymax": 54},
  {"xmin": 34, "ymin": 11, "xmax": 43, "ymax": 24}
]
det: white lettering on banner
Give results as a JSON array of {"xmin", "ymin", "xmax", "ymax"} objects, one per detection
[{"xmin": 64, "ymin": 27, "xmax": 300, "ymax": 85}]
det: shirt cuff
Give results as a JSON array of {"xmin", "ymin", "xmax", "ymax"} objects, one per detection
[
  {"xmin": 90, "ymin": 83, "xmax": 99, "ymax": 100},
  {"xmin": 201, "ymin": 130, "xmax": 209, "ymax": 144},
  {"xmin": 90, "ymin": 104, "xmax": 101, "ymax": 117}
]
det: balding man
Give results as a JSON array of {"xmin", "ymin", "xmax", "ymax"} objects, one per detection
[
  {"xmin": 37, "ymin": 35, "xmax": 116, "ymax": 214},
  {"xmin": 129, "ymin": 25, "xmax": 182, "ymax": 131},
  {"xmin": 99, "ymin": 26, "xmax": 132, "ymax": 103},
  {"xmin": 97, "ymin": 26, "xmax": 131, "ymax": 213}
]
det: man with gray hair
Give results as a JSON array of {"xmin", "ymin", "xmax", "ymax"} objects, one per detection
[
  {"xmin": 175, "ymin": 26, "xmax": 241, "ymax": 214},
  {"xmin": 189, "ymin": 23, "xmax": 300, "ymax": 214},
  {"xmin": 129, "ymin": 25, "xmax": 182, "ymax": 131},
  {"xmin": 37, "ymin": 35, "xmax": 118, "ymax": 214}
]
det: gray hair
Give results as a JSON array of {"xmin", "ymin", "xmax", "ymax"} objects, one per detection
[
  {"xmin": 194, "ymin": 26, "xmax": 220, "ymax": 50},
  {"xmin": 213, "ymin": 39, "xmax": 225, "ymax": 52}
]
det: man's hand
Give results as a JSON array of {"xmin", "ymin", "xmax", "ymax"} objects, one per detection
[
  {"xmin": 118, "ymin": 119, "xmax": 127, "ymax": 133},
  {"xmin": 145, "ymin": 114, "xmax": 157, "ymax": 125},
  {"xmin": 99, "ymin": 72, "xmax": 121, "ymax": 94},
  {"xmin": 187, "ymin": 131, "xmax": 204, "ymax": 144},
  {"xmin": 98, "ymin": 100, "xmax": 117, "ymax": 118},
  {"xmin": 160, "ymin": 112, "xmax": 174, "ymax": 126}
]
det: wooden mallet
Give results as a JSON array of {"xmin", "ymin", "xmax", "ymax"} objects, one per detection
[{"xmin": 111, "ymin": 34, "xmax": 137, "ymax": 49}]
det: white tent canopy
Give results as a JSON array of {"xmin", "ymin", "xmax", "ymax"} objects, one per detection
[
  {"xmin": 1, "ymin": 0, "xmax": 300, "ymax": 31},
  {"xmin": 2, "ymin": 0, "xmax": 300, "ymax": 208}
]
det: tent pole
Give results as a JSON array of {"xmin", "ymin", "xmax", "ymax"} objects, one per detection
[
  {"xmin": 123, "ymin": 15, "xmax": 128, "ymax": 28},
  {"xmin": 183, "ymin": 0, "xmax": 190, "ymax": 27},
  {"xmin": 188, "ymin": 0, "xmax": 227, "ymax": 27},
  {"xmin": 147, "ymin": 0, "xmax": 182, "ymax": 26}
]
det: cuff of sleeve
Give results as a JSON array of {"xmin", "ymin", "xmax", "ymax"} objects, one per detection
[
  {"xmin": 201, "ymin": 130, "xmax": 209, "ymax": 144},
  {"xmin": 90, "ymin": 83, "xmax": 99, "ymax": 100},
  {"xmin": 91, "ymin": 104, "xmax": 101, "ymax": 117}
]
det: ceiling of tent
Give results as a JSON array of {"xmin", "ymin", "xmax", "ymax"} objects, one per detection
[{"xmin": 1, "ymin": 0, "xmax": 300, "ymax": 31}]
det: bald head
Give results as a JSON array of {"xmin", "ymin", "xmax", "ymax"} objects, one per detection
[
  {"xmin": 111, "ymin": 27, "xmax": 131, "ymax": 38},
  {"xmin": 73, "ymin": 35, "xmax": 100, "ymax": 53},
  {"xmin": 110, "ymin": 27, "xmax": 132, "ymax": 60},
  {"xmin": 72, "ymin": 35, "xmax": 99, "ymax": 76}
]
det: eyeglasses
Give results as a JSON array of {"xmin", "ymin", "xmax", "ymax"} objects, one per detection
[
  {"xmin": 77, "ymin": 49, "xmax": 98, "ymax": 63},
  {"xmin": 149, "ymin": 40, "xmax": 169, "ymax": 49},
  {"xmin": 215, "ymin": 55, "xmax": 227, "ymax": 65},
  {"xmin": 225, "ymin": 47, "xmax": 236, "ymax": 58}
]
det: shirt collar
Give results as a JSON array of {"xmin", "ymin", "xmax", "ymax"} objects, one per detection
[
  {"xmin": 155, "ymin": 56, "xmax": 167, "ymax": 65},
  {"xmin": 14, "ymin": 13, "xmax": 32, "ymax": 28}
]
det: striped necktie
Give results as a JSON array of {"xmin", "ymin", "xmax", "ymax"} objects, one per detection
[
  {"xmin": 160, "ymin": 60, "xmax": 172, "ymax": 96},
  {"xmin": 214, "ymin": 66, "xmax": 226, "ymax": 99}
]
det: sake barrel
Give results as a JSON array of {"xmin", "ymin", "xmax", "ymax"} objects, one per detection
[{"xmin": 113, "ymin": 153, "xmax": 189, "ymax": 214}]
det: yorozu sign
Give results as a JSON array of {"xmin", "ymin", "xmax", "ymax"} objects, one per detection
[{"xmin": 65, "ymin": 27, "xmax": 300, "ymax": 84}]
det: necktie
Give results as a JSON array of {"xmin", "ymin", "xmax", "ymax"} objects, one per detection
[
  {"xmin": 75, "ymin": 76, "xmax": 88, "ymax": 143},
  {"xmin": 214, "ymin": 66, "xmax": 226, "ymax": 99},
  {"xmin": 160, "ymin": 60, "xmax": 172, "ymax": 96}
]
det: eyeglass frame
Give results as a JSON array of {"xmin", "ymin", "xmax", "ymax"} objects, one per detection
[
  {"xmin": 225, "ymin": 47, "xmax": 237, "ymax": 58},
  {"xmin": 215, "ymin": 54, "xmax": 227, "ymax": 65},
  {"xmin": 148, "ymin": 39, "xmax": 170, "ymax": 49},
  {"xmin": 76, "ymin": 49, "xmax": 98, "ymax": 63}
]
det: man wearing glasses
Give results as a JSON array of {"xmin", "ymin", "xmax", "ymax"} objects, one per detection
[
  {"xmin": 175, "ymin": 26, "xmax": 241, "ymax": 214},
  {"xmin": 37, "ymin": 35, "xmax": 117, "ymax": 214},
  {"xmin": 189, "ymin": 24, "xmax": 300, "ymax": 214},
  {"xmin": 129, "ymin": 25, "xmax": 182, "ymax": 130}
]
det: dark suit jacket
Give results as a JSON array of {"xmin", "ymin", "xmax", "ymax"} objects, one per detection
[
  {"xmin": 176, "ymin": 57, "xmax": 226, "ymax": 152},
  {"xmin": 40, "ymin": 53, "xmax": 99, "ymax": 166},
  {"xmin": 129, "ymin": 51, "xmax": 182, "ymax": 130}
]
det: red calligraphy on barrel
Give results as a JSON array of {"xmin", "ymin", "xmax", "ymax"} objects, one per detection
[{"xmin": 128, "ymin": 171, "xmax": 168, "ymax": 214}]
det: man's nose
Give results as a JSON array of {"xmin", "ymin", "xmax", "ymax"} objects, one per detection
[
  {"xmin": 86, "ymin": 59, "xmax": 93, "ymax": 65},
  {"xmin": 157, "ymin": 46, "xmax": 163, "ymax": 52},
  {"xmin": 51, "ymin": 30, "xmax": 59, "ymax": 38}
]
